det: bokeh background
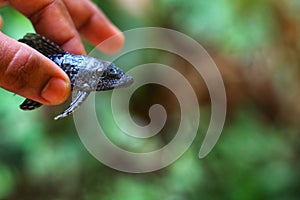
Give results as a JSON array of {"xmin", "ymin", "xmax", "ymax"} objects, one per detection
[{"xmin": 1, "ymin": 0, "xmax": 300, "ymax": 199}]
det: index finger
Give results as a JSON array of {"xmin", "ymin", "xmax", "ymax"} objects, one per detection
[
  {"xmin": 63, "ymin": 0, "xmax": 124, "ymax": 54},
  {"xmin": 8, "ymin": 0, "xmax": 86, "ymax": 55}
]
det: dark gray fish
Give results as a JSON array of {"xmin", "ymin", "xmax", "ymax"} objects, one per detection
[{"xmin": 19, "ymin": 33, "xmax": 133, "ymax": 120}]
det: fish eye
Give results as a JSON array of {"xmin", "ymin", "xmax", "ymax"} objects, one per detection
[
  {"xmin": 109, "ymin": 68, "xmax": 117, "ymax": 74},
  {"xmin": 108, "ymin": 67, "xmax": 121, "ymax": 78},
  {"xmin": 101, "ymin": 67, "xmax": 119, "ymax": 79}
]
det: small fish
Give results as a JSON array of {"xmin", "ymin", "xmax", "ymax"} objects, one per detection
[{"xmin": 19, "ymin": 33, "xmax": 133, "ymax": 120}]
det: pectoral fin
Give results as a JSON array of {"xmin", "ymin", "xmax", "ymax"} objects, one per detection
[{"xmin": 54, "ymin": 90, "xmax": 90, "ymax": 120}]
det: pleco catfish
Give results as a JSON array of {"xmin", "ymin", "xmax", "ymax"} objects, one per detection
[{"xmin": 18, "ymin": 33, "xmax": 133, "ymax": 120}]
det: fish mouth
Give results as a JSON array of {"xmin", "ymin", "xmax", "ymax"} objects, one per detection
[{"xmin": 115, "ymin": 74, "xmax": 133, "ymax": 88}]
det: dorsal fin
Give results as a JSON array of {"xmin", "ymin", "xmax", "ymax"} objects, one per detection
[{"xmin": 18, "ymin": 33, "xmax": 66, "ymax": 57}]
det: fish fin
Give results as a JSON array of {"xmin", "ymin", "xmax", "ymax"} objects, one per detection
[
  {"xmin": 54, "ymin": 90, "xmax": 90, "ymax": 120},
  {"xmin": 20, "ymin": 98, "xmax": 43, "ymax": 110},
  {"xmin": 18, "ymin": 33, "xmax": 66, "ymax": 56}
]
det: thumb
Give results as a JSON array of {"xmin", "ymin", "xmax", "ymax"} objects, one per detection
[{"xmin": 0, "ymin": 32, "xmax": 71, "ymax": 105}]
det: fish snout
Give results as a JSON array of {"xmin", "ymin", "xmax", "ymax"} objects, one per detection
[{"xmin": 116, "ymin": 74, "xmax": 133, "ymax": 88}]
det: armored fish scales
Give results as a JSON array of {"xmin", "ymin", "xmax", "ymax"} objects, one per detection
[{"xmin": 18, "ymin": 33, "xmax": 133, "ymax": 120}]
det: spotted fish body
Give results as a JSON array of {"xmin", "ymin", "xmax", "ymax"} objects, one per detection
[{"xmin": 19, "ymin": 33, "xmax": 133, "ymax": 120}]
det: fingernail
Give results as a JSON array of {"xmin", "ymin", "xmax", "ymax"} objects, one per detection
[{"xmin": 41, "ymin": 77, "xmax": 70, "ymax": 104}]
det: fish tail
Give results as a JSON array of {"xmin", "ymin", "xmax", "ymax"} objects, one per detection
[{"xmin": 20, "ymin": 98, "xmax": 42, "ymax": 110}]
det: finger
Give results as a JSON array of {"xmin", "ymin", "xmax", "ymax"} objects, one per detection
[
  {"xmin": 63, "ymin": 0, "xmax": 124, "ymax": 53},
  {"xmin": 8, "ymin": 0, "xmax": 86, "ymax": 55},
  {"xmin": 0, "ymin": 0, "xmax": 8, "ymax": 7},
  {"xmin": 0, "ymin": 15, "xmax": 3, "ymax": 30},
  {"xmin": 0, "ymin": 32, "xmax": 71, "ymax": 105}
]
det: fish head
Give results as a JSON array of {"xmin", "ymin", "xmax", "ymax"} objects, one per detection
[{"xmin": 96, "ymin": 62, "xmax": 133, "ymax": 91}]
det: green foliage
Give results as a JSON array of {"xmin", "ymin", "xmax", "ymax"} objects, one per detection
[
  {"xmin": 0, "ymin": 6, "xmax": 34, "ymax": 39},
  {"xmin": 204, "ymin": 108, "xmax": 295, "ymax": 200},
  {"xmin": 0, "ymin": 164, "xmax": 14, "ymax": 199},
  {"xmin": 158, "ymin": 0, "xmax": 277, "ymax": 55}
]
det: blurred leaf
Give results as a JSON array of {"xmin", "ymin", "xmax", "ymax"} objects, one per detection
[
  {"xmin": 158, "ymin": 0, "xmax": 277, "ymax": 55},
  {"xmin": 0, "ymin": 6, "xmax": 34, "ymax": 39},
  {"xmin": 0, "ymin": 164, "xmax": 14, "ymax": 198}
]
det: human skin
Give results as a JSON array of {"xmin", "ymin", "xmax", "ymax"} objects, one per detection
[{"xmin": 0, "ymin": 0, "xmax": 124, "ymax": 105}]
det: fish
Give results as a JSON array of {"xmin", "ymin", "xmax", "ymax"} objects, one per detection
[{"xmin": 18, "ymin": 33, "xmax": 133, "ymax": 120}]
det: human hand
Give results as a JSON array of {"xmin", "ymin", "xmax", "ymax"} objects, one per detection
[{"xmin": 0, "ymin": 0, "xmax": 124, "ymax": 106}]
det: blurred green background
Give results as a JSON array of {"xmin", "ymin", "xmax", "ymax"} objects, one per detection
[{"xmin": 1, "ymin": 0, "xmax": 300, "ymax": 199}]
